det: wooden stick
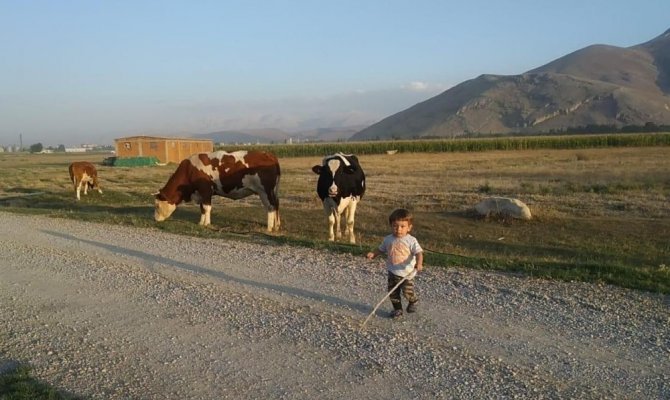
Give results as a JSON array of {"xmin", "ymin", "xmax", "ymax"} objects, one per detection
[{"xmin": 360, "ymin": 275, "xmax": 409, "ymax": 331}]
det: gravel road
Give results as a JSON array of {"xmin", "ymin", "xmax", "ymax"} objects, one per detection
[{"xmin": 0, "ymin": 211, "xmax": 668, "ymax": 399}]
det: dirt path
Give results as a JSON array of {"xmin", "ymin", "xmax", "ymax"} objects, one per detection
[{"xmin": 0, "ymin": 212, "xmax": 668, "ymax": 399}]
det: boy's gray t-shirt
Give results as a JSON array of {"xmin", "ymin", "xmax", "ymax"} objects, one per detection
[{"xmin": 378, "ymin": 234, "xmax": 423, "ymax": 278}]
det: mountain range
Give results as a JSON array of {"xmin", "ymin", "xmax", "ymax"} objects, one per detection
[
  {"xmin": 352, "ymin": 28, "xmax": 670, "ymax": 140},
  {"xmin": 196, "ymin": 29, "xmax": 670, "ymax": 143},
  {"xmin": 194, "ymin": 126, "xmax": 364, "ymax": 145}
]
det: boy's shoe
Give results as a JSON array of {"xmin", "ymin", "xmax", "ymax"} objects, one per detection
[
  {"xmin": 406, "ymin": 301, "xmax": 418, "ymax": 313},
  {"xmin": 391, "ymin": 309, "xmax": 403, "ymax": 319}
]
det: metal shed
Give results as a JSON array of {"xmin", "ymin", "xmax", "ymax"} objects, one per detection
[{"xmin": 114, "ymin": 136, "xmax": 213, "ymax": 164}]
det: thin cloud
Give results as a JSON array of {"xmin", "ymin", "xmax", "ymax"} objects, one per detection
[
  {"xmin": 402, "ymin": 81, "xmax": 449, "ymax": 93},
  {"xmin": 406, "ymin": 81, "xmax": 429, "ymax": 91}
]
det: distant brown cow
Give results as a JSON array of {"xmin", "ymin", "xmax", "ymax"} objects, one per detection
[{"xmin": 68, "ymin": 161, "xmax": 102, "ymax": 200}]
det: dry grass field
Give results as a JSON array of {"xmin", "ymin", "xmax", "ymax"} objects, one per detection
[{"xmin": 0, "ymin": 146, "xmax": 668, "ymax": 292}]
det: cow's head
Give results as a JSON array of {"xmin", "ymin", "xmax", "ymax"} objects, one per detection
[
  {"xmin": 88, "ymin": 176, "xmax": 101, "ymax": 191},
  {"xmin": 153, "ymin": 192, "xmax": 177, "ymax": 222},
  {"xmin": 312, "ymin": 155, "xmax": 357, "ymax": 199}
]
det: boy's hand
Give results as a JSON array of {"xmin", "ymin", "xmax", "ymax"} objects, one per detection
[
  {"xmin": 415, "ymin": 252, "xmax": 424, "ymax": 272},
  {"xmin": 366, "ymin": 252, "xmax": 376, "ymax": 259}
]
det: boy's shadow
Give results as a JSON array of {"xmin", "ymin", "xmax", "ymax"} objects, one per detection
[{"xmin": 43, "ymin": 230, "xmax": 371, "ymax": 315}]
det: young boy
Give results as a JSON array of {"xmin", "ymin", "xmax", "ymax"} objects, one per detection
[{"xmin": 366, "ymin": 208, "xmax": 424, "ymax": 318}]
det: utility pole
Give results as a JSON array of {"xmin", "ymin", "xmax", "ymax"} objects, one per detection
[{"xmin": 19, "ymin": 133, "xmax": 23, "ymax": 151}]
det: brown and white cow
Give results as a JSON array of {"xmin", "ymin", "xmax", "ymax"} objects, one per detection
[
  {"xmin": 154, "ymin": 150, "xmax": 281, "ymax": 231},
  {"xmin": 68, "ymin": 161, "xmax": 103, "ymax": 201}
]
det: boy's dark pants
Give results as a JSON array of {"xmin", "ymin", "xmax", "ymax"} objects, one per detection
[{"xmin": 388, "ymin": 273, "xmax": 418, "ymax": 310}]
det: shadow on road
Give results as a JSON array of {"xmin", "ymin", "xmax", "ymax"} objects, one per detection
[{"xmin": 43, "ymin": 230, "xmax": 373, "ymax": 315}]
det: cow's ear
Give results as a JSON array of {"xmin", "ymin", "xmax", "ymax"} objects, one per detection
[{"xmin": 311, "ymin": 165, "xmax": 322, "ymax": 174}]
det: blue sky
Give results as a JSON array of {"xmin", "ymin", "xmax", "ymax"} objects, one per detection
[{"xmin": 1, "ymin": 0, "xmax": 669, "ymax": 146}]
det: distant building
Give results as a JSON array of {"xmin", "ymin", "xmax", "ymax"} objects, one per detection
[
  {"xmin": 114, "ymin": 136, "xmax": 213, "ymax": 164},
  {"xmin": 65, "ymin": 147, "xmax": 87, "ymax": 153}
]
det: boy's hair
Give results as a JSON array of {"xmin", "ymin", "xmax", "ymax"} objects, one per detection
[{"xmin": 388, "ymin": 208, "xmax": 413, "ymax": 225}]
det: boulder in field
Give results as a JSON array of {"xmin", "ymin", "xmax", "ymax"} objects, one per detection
[{"xmin": 475, "ymin": 197, "xmax": 532, "ymax": 220}]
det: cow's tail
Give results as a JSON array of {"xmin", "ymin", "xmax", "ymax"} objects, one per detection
[
  {"xmin": 271, "ymin": 162, "xmax": 280, "ymax": 212},
  {"xmin": 68, "ymin": 166, "xmax": 77, "ymax": 187},
  {"xmin": 268, "ymin": 163, "xmax": 281, "ymax": 231}
]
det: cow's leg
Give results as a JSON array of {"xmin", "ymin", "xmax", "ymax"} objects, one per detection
[
  {"xmin": 266, "ymin": 210, "xmax": 279, "ymax": 232},
  {"xmin": 335, "ymin": 197, "xmax": 353, "ymax": 242},
  {"xmin": 258, "ymin": 191, "xmax": 280, "ymax": 232},
  {"xmin": 199, "ymin": 204, "xmax": 212, "ymax": 225},
  {"xmin": 195, "ymin": 188, "xmax": 214, "ymax": 226},
  {"xmin": 334, "ymin": 211, "xmax": 342, "ymax": 240},
  {"xmin": 343, "ymin": 204, "xmax": 350, "ymax": 237},
  {"xmin": 328, "ymin": 212, "xmax": 337, "ymax": 241},
  {"xmin": 83, "ymin": 180, "xmax": 89, "ymax": 196},
  {"xmin": 322, "ymin": 200, "xmax": 336, "ymax": 241},
  {"xmin": 345, "ymin": 199, "xmax": 358, "ymax": 244},
  {"xmin": 204, "ymin": 204, "xmax": 212, "ymax": 225},
  {"xmin": 200, "ymin": 202, "xmax": 212, "ymax": 225},
  {"xmin": 75, "ymin": 180, "xmax": 83, "ymax": 201}
]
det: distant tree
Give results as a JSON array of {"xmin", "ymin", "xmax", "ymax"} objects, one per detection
[
  {"xmin": 29, "ymin": 143, "xmax": 43, "ymax": 153},
  {"xmin": 643, "ymin": 122, "xmax": 658, "ymax": 132},
  {"xmin": 57, "ymin": 144, "xmax": 66, "ymax": 152}
]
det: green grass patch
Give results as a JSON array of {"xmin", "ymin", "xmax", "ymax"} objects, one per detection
[{"xmin": 0, "ymin": 365, "xmax": 81, "ymax": 400}]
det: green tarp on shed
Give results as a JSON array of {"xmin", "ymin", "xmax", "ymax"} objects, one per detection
[{"xmin": 110, "ymin": 156, "xmax": 160, "ymax": 167}]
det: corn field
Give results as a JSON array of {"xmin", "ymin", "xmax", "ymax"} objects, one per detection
[{"xmin": 220, "ymin": 133, "xmax": 670, "ymax": 158}]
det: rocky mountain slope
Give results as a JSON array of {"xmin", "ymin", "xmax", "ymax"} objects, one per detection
[{"xmin": 353, "ymin": 29, "xmax": 670, "ymax": 140}]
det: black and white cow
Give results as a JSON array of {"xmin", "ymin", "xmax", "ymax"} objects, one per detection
[{"xmin": 312, "ymin": 153, "xmax": 365, "ymax": 244}]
